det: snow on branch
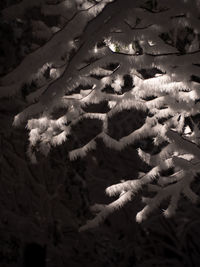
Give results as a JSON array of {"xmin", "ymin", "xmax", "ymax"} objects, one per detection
[{"xmin": 3, "ymin": 0, "xmax": 200, "ymax": 229}]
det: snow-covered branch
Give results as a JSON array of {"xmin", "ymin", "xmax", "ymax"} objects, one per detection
[{"xmin": 2, "ymin": 0, "xmax": 200, "ymax": 230}]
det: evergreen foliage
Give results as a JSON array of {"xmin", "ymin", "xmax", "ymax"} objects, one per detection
[{"xmin": 1, "ymin": 0, "xmax": 200, "ymax": 231}]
